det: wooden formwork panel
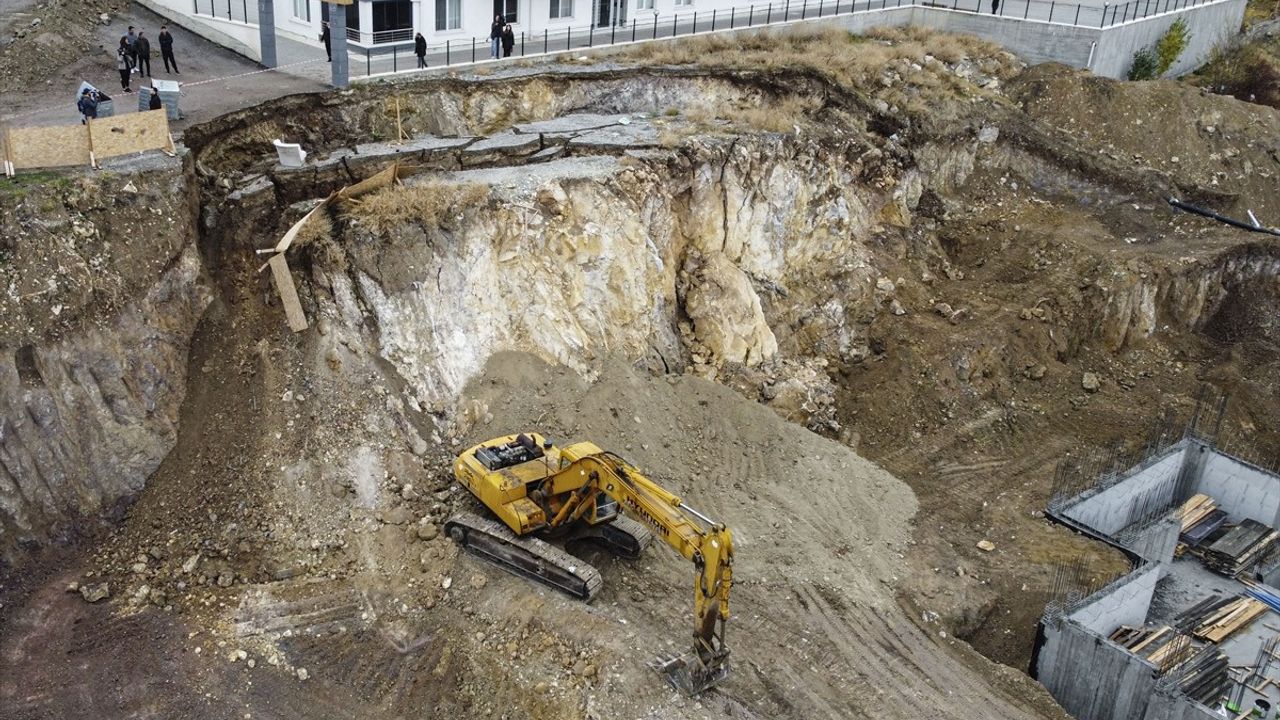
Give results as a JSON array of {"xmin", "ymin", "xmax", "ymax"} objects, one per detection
[
  {"xmin": 7, "ymin": 123, "xmax": 92, "ymax": 169},
  {"xmin": 89, "ymin": 109, "xmax": 171, "ymax": 160}
]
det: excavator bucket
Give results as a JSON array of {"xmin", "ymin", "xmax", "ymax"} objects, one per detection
[{"xmin": 649, "ymin": 651, "xmax": 730, "ymax": 696}]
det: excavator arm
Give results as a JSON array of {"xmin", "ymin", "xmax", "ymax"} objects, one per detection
[{"xmin": 549, "ymin": 447, "xmax": 733, "ymax": 695}]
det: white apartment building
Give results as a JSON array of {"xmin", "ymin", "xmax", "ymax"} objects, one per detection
[{"xmin": 164, "ymin": 0, "xmax": 711, "ymax": 53}]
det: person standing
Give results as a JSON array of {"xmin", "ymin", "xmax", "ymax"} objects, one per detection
[
  {"xmin": 149, "ymin": 84, "xmax": 163, "ymax": 111},
  {"xmin": 320, "ymin": 21, "xmax": 331, "ymax": 62},
  {"xmin": 135, "ymin": 31, "xmax": 152, "ymax": 77},
  {"xmin": 158, "ymin": 26, "xmax": 178, "ymax": 73},
  {"xmin": 126, "ymin": 26, "xmax": 139, "ymax": 71},
  {"xmin": 77, "ymin": 88, "xmax": 99, "ymax": 123},
  {"xmin": 414, "ymin": 32, "xmax": 427, "ymax": 68},
  {"xmin": 489, "ymin": 15, "xmax": 503, "ymax": 59},
  {"xmin": 117, "ymin": 38, "xmax": 133, "ymax": 92},
  {"xmin": 500, "ymin": 24, "xmax": 514, "ymax": 58}
]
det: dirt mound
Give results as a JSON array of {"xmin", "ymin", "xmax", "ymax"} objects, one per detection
[
  {"xmin": 1007, "ymin": 64, "xmax": 1280, "ymax": 217},
  {"xmin": 449, "ymin": 352, "xmax": 1058, "ymax": 719}
]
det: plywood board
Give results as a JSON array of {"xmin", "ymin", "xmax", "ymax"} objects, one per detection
[
  {"xmin": 8, "ymin": 123, "xmax": 92, "ymax": 169},
  {"xmin": 267, "ymin": 253, "xmax": 309, "ymax": 333},
  {"xmin": 88, "ymin": 109, "xmax": 171, "ymax": 160}
]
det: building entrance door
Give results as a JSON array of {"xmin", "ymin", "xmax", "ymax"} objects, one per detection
[{"xmin": 595, "ymin": 0, "xmax": 625, "ymax": 26}]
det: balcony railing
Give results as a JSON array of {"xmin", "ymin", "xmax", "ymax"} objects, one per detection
[{"xmin": 345, "ymin": 26, "xmax": 415, "ymax": 44}]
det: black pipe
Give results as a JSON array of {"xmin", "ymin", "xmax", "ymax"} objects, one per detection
[{"xmin": 1167, "ymin": 197, "xmax": 1280, "ymax": 237}]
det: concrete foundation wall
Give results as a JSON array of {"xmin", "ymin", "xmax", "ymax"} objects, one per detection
[
  {"xmin": 1196, "ymin": 452, "xmax": 1280, "ymax": 527},
  {"xmin": 1119, "ymin": 514, "xmax": 1181, "ymax": 568},
  {"xmin": 1037, "ymin": 616, "xmax": 1160, "ymax": 720},
  {"xmin": 1143, "ymin": 692, "xmax": 1221, "ymax": 720},
  {"xmin": 1063, "ymin": 447, "xmax": 1187, "ymax": 536},
  {"xmin": 1089, "ymin": 0, "xmax": 1247, "ymax": 78},
  {"xmin": 1068, "ymin": 562, "xmax": 1161, "ymax": 634}
]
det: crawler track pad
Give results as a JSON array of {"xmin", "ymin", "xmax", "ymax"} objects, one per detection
[{"xmin": 445, "ymin": 512, "xmax": 603, "ymax": 601}]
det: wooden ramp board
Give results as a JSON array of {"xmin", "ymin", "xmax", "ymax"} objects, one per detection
[
  {"xmin": 8, "ymin": 123, "xmax": 92, "ymax": 169},
  {"xmin": 267, "ymin": 253, "xmax": 308, "ymax": 333},
  {"xmin": 89, "ymin": 110, "xmax": 171, "ymax": 160}
]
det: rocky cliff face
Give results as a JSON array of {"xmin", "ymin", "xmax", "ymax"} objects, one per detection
[
  {"xmin": 0, "ymin": 156, "xmax": 210, "ymax": 566},
  {"xmin": 306, "ymin": 128, "xmax": 977, "ymax": 438}
]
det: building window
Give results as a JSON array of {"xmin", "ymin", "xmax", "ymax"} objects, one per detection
[
  {"xmin": 493, "ymin": 0, "xmax": 518, "ymax": 23},
  {"xmin": 550, "ymin": 0, "xmax": 573, "ymax": 18},
  {"xmin": 371, "ymin": 0, "xmax": 412, "ymax": 41},
  {"xmin": 674, "ymin": 0, "xmax": 691, "ymax": 6},
  {"xmin": 435, "ymin": 0, "xmax": 461, "ymax": 29},
  {"xmin": 293, "ymin": 0, "xmax": 309, "ymax": 21},
  {"xmin": 636, "ymin": 0, "xmax": 653, "ymax": 8}
]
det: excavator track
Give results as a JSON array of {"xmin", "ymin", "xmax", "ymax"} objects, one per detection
[
  {"xmin": 445, "ymin": 512, "xmax": 604, "ymax": 602},
  {"xmin": 566, "ymin": 514, "xmax": 655, "ymax": 559}
]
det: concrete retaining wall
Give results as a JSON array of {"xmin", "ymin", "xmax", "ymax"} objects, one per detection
[
  {"xmin": 1063, "ymin": 447, "xmax": 1187, "ymax": 536},
  {"xmin": 905, "ymin": 8, "xmax": 1097, "ymax": 68},
  {"xmin": 1196, "ymin": 451, "xmax": 1280, "ymax": 527},
  {"xmin": 826, "ymin": 0, "xmax": 1244, "ymax": 79},
  {"xmin": 1090, "ymin": 0, "xmax": 1247, "ymax": 78}
]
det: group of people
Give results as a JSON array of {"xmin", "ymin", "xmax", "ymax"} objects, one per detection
[
  {"xmin": 115, "ymin": 25, "xmax": 179, "ymax": 93},
  {"xmin": 489, "ymin": 15, "xmax": 517, "ymax": 59}
]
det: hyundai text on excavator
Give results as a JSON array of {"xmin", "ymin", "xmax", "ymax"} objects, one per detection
[{"xmin": 445, "ymin": 432, "xmax": 734, "ymax": 695}]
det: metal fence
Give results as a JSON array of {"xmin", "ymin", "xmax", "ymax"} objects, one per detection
[{"xmin": 346, "ymin": 0, "xmax": 1229, "ymax": 77}]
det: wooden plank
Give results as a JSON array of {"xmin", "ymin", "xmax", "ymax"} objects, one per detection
[
  {"xmin": 1202, "ymin": 600, "xmax": 1268, "ymax": 643},
  {"xmin": 1131, "ymin": 626, "xmax": 1170, "ymax": 653},
  {"xmin": 271, "ymin": 202, "xmax": 325, "ymax": 254},
  {"xmin": 267, "ymin": 253, "xmax": 308, "ymax": 333}
]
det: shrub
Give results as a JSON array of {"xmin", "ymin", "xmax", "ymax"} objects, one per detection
[
  {"xmin": 1128, "ymin": 48, "xmax": 1160, "ymax": 80},
  {"xmin": 1155, "ymin": 18, "xmax": 1190, "ymax": 74}
]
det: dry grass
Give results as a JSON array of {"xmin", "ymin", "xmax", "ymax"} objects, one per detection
[
  {"xmin": 344, "ymin": 181, "xmax": 490, "ymax": 237},
  {"xmin": 618, "ymin": 26, "xmax": 1001, "ymax": 89},
  {"xmin": 293, "ymin": 208, "xmax": 333, "ymax": 248},
  {"xmin": 617, "ymin": 26, "xmax": 1016, "ymax": 133}
]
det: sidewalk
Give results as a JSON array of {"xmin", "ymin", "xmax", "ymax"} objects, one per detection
[{"xmin": 0, "ymin": 3, "xmax": 326, "ymax": 130}]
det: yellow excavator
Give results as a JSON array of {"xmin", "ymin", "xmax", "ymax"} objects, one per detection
[{"xmin": 446, "ymin": 432, "xmax": 733, "ymax": 695}]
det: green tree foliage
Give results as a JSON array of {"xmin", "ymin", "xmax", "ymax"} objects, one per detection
[
  {"xmin": 1155, "ymin": 18, "xmax": 1191, "ymax": 74},
  {"xmin": 1129, "ymin": 47, "xmax": 1160, "ymax": 80},
  {"xmin": 1128, "ymin": 19, "xmax": 1191, "ymax": 80}
]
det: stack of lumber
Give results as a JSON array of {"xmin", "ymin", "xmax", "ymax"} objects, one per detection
[
  {"xmin": 1164, "ymin": 646, "xmax": 1230, "ymax": 707},
  {"xmin": 1109, "ymin": 625, "xmax": 1195, "ymax": 671},
  {"xmin": 1174, "ymin": 596, "xmax": 1236, "ymax": 633},
  {"xmin": 1190, "ymin": 597, "xmax": 1270, "ymax": 643},
  {"xmin": 1203, "ymin": 519, "xmax": 1280, "ymax": 576},
  {"xmin": 1178, "ymin": 494, "xmax": 1228, "ymax": 547}
]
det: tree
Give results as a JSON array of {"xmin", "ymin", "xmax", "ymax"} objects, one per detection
[
  {"xmin": 1129, "ymin": 47, "xmax": 1159, "ymax": 80},
  {"xmin": 1155, "ymin": 18, "xmax": 1190, "ymax": 75}
]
